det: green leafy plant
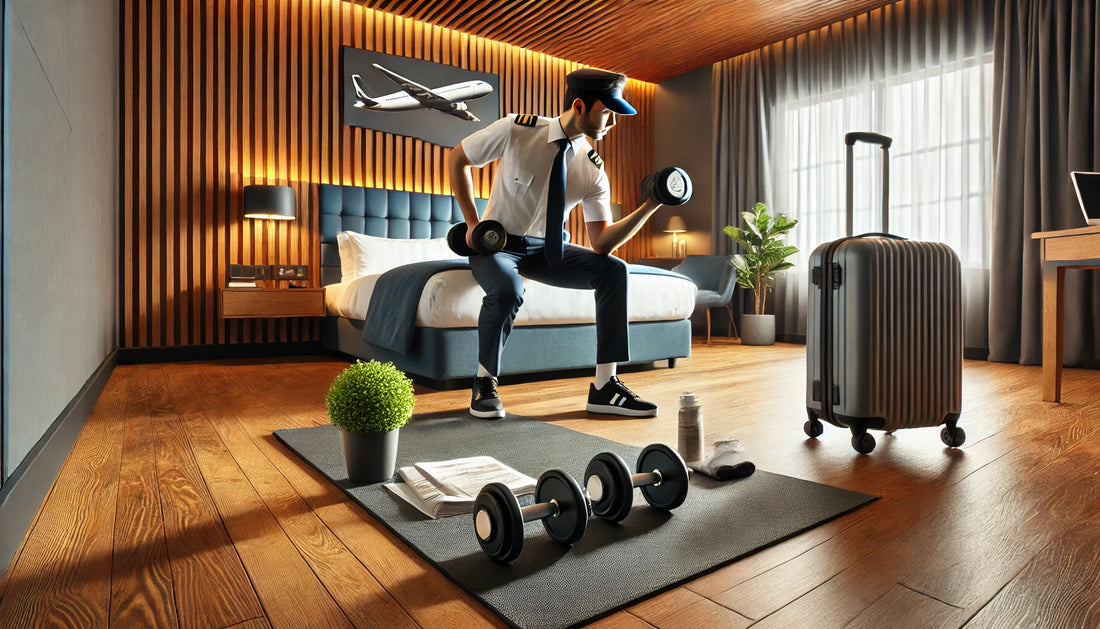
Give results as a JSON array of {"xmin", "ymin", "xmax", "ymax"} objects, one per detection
[
  {"xmin": 723, "ymin": 202, "xmax": 799, "ymax": 315},
  {"xmin": 325, "ymin": 360, "xmax": 415, "ymax": 433}
]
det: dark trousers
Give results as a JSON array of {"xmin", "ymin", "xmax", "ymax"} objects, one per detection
[{"xmin": 468, "ymin": 237, "xmax": 630, "ymax": 377}]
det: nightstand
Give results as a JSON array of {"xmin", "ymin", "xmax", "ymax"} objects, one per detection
[{"xmin": 218, "ymin": 287, "xmax": 325, "ymax": 319}]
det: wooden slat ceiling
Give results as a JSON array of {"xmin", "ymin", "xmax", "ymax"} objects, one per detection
[{"xmin": 351, "ymin": 0, "xmax": 897, "ymax": 83}]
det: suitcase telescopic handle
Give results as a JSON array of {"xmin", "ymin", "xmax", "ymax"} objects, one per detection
[
  {"xmin": 845, "ymin": 132, "xmax": 893, "ymax": 148},
  {"xmin": 845, "ymin": 132, "xmax": 893, "ymax": 236},
  {"xmin": 853, "ymin": 232, "xmax": 907, "ymax": 240}
]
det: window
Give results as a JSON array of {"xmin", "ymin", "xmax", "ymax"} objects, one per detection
[{"xmin": 769, "ymin": 51, "xmax": 994, "ymax": 347}]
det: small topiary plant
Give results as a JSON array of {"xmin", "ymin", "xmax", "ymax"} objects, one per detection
[{"xmin": 325, "ymin": 360, "xmax": 415, "ymax": 433}]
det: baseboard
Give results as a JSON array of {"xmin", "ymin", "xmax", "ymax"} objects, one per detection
[
  {"xmin": 964, "ymin": 347, "xmax": 989, "ymax": 361},
  {"xmin": 754, "ymin": 336, "xmax": 989, "ymax": 360},
  {"xmin": 0, "ymin": 349, "xmax": 117, "ymax": 575},
  {"xmin": 117, "ymin": 341, "xmax": 328, "ymax": 364}
]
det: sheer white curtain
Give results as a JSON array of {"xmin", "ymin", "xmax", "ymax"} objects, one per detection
[{"xmin": 721, "ymin": 0, "xmax": 995, "ymax": 351}]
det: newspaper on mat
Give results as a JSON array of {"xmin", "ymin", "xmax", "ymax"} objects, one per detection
[{"xmin": 384, "ymin": 456, "xmax": 536, "ymax": 519}]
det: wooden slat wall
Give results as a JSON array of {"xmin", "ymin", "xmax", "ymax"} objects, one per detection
[{"xmin": 121, "ymin": 0, "xmax": 656, "ymax": 349}]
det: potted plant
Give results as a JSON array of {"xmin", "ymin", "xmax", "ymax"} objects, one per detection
[
  {"xmin": 325, "ymin": 360, "xmax": 416, "ymax": 483},
  {"xmin": 723, "ymin": 202, "xmax": 799, "ymax": 345}
]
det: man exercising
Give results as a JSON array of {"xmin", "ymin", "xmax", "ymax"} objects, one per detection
[{"xmin": 449, "ymin": 68, "xmax": 668, "ymax": 420}]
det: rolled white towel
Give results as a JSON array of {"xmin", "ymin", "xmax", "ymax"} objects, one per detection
[{"xmin": 688, "ymin": 439, "xmax": 755, "ymax": 480}]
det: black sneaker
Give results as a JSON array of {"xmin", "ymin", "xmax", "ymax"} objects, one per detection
[
  {"xmin": 470, "ymin": 376, "xmax": 505, "ymax": 419},
  {"xmin": 586, "ymin": 377, "xmax": 658, "ymax": 417}
]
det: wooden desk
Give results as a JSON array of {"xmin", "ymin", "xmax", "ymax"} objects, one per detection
[{"xmin": 1030, "ymin": 225, "xmax": 1100, "ymax": 401}]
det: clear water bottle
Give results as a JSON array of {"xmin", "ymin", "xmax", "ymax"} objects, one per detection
[{"xmin": 677, "ymin": 392, "xmax": 703, "ymax": 463}]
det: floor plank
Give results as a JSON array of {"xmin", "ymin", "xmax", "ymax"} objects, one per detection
[
  {"xmin": 169, "ymin": 362, "xmax": 420, "ymax": 629},
  {"xmin": 218, "ymin": 360, "xmax": 506, "ymax": 629},
  {"xmin": 846, "ymin": 584, "xmax": 963, "ymax": 629},
  {"xmin": 738, "ymin": 383, "xmax": 1100, "ymax": 626},
  {"xmin": 584, "ymin": 612, "xmax": 658, "ymax": 628},
  {"xmin": 628, "ymin": 586, "xmax": 752, "ymax": 629},
  {"xmin": 110, "ymin": 367, "xmax": 178, "ymax": 627},
  {"xmin": 164, "ymin": 365, "xmax": 355, "ymax": 629},
  {"xmin": 2, "ymin": 343, "xmax": 1100, "ymax": 628},
  {"xmin": 0, "ymin": 365, "xmax": 129, "ymax": 628},
  {"xmin": 963, "ymin": 522, "xmax": 1100, "ymax": 628},
  {"xmin": 148, "ymin": 367, "xmax": 266, "ymax": 629}
]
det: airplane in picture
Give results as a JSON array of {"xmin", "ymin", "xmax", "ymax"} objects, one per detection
[{"xmin": 351, "ymin": 63, "xmax": 494, "ymax": 122}]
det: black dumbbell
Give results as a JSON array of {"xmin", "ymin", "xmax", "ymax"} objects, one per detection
[
  {"xmin": 473, "ymin": 469, "xmax": 590, "ymax": 562},
  {"xmin": 583, "ymin": 443, "xmax": 690, "ymax": 523},
  {"xmin": 447, "ymin": 220, "xmax": 507, "ymax": 256},
  {"xmin": 641, "ymin": 167, "xmax": 693, "ymax": 206}
]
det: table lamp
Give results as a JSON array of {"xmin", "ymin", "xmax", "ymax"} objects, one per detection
[
  {"xmin": 664, "ymin": 215, "xmax": 686, "ymax": 257},
  {"xmin": 243, "ymin": 185, "xmax": 296, "ymax": 285},
  {"xmin": 243, "ymin": 184, "xmax": 296, "ymax": 220}
]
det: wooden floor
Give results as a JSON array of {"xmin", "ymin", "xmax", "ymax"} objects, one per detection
[{"xmin": 2, "ymin": 340, "xmax": 1099, "ymax": 628}]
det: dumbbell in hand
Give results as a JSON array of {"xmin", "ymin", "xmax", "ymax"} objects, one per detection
[
  {"xmin": 584, "ymin": 443, "xmax": 690, "ymax": 523},
  {"xmin": 473, "ymin": 469, "xmax": 590, "ymax": 562},
  {"xmin": 641, "ymin": 167, "xmax": 693, "ymax": 206},
  {"xmin": 447, "ymin": 220, "xmax": 507, "ymax": 257}
]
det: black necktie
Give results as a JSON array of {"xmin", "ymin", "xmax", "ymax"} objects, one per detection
[{"xmin": 545, "ymin": 139, "xmax": 569, "ymax": 265}]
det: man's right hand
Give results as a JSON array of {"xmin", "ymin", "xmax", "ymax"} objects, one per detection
[
  {"xmin": 448, "ymin": 220, "xmax": 507, "ymax": 257},
  {"xmin": 466, "ymin": 220, "xmax": 478, "ymax": 249}
]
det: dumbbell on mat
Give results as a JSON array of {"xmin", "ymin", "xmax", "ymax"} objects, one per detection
[
  {"xmin": 641, "ymin": 167, "xmax": 693, "ymax": 206},
  {"xmin": 584, "ymin": 443, "xmax": 690, "ymax": 523},
  {"xmin": 473, "ymin": 469, "xmax": 590, "ymax": 562},
  {"xmin": 447, "ymin": 220, "xmax": 507, "ymax": 257}
]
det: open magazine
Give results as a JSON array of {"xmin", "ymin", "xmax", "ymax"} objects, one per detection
[{"xmin": 383, "ymin": 456, "xmax": 536, "ymax": 519}]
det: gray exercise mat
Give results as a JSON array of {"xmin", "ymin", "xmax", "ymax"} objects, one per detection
[{"xmin": 275, "ymin": 414, "xmax": 876, "ymax": 629}]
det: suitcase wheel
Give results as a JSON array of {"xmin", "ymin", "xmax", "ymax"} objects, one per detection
[
  {"xmin": 940, "ymin": 425, "xmax": 966, "ymax": 448},
  {"xmin": 851, "ymin": 432, "xmax": 876, "ymax": 455},
  {"xmin": 804, "ymin": 419, "xmax": 824, "ymax": 439}
]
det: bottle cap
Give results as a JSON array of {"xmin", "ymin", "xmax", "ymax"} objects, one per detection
[{"xmin": 679, "ymin": 391, "xmax": 698, "ymax": 405}]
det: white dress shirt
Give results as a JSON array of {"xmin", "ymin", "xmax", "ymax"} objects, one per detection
[{"xmin": 460, "ymin": 114, "xmax": 612, "ymax": 238}]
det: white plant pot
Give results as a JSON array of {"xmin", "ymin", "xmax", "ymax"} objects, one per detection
[{"xmin": 740, "ymin": 314, "xmax": 776, "ymax": 346}]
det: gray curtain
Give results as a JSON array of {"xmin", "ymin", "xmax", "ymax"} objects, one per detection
[
  {"xmin": 989, "ymin": 0, "xmax": 1100, "ymax": 366},
  {"xmin": 712, "ymin": 51, "xmax": 772, "ymax": 257}
]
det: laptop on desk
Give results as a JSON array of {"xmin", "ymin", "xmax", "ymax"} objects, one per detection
[{"xmin": 1070, "ymin": 171, "xmax": 1100, "ymax": 226}]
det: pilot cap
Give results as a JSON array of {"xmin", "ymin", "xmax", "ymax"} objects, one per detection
[{"xmin": 566, "ymin": 68, "xmax": 637, "ymax": 115}]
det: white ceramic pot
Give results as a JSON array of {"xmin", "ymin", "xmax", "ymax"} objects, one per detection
[{"xmin": 740, "ymin": 314, "xmax": 776, "ymax": 346}]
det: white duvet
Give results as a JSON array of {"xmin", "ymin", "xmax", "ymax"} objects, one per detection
[{"xmin": 325, "ymin": 269, "xmax": 697, "ymax": 328}]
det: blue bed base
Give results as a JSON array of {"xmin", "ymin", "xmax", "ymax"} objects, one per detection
[{"xmin": 318, "ymin": 184, "xmax": 691, "ymax": 388}]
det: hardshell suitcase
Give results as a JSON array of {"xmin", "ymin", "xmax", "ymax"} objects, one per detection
[{"xmin": 805, "ymin": 132, "xmax": 965, "ymax": 454}]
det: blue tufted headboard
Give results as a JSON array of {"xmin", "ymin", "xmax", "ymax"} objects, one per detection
[{"xmin": 318, "ymin": 184, "xmax": 487, "ymax": 286}]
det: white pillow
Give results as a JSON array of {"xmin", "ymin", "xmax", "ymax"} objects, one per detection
[
  {"xmin": 336, "ymin": 232, "xmax": 355, "ymax": 283},
  {"xmin": 336, "ymin": 231, "xmax": 456, "ymax": 280}
]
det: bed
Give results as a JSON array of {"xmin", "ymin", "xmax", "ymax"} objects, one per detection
[{"xmin": 318, "ymin": 184, "xmax": 695, "ymax": 388}]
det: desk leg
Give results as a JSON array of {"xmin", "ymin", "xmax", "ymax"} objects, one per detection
[{"xmin": 1041, "ymin": 264, "xmax": 1065, "ymax": 402}]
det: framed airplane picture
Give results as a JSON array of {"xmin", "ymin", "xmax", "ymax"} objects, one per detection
[{"xmin": 342, "ymin": 47, "xmax": 500, "ymax": 148}]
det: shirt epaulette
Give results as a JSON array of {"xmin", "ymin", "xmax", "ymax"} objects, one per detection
[
  {"xmin": 588, "ymin": 149, "xmax": 604, "ymax": 168},
  {"xmin": 513, "ymin": 114, "xmax": 538, "ymax": 127}
]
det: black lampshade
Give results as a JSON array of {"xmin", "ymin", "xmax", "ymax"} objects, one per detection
[{"xmin": 243, "ymin": 185, "xmax": 296, "ymax": 220}]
